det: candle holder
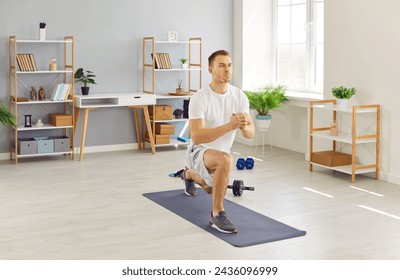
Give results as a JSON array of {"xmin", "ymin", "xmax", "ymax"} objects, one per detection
[{"xmin": 24, "ymin": 114, "xmax": 32, "ymax": 127}]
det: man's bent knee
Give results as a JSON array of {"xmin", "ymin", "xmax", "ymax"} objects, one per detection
[{"xmin": 204, "ymin": 150, "xmax": 232, "ymax": 172}]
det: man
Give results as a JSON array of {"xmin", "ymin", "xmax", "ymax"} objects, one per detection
[{"xmin": 180, "ymin": 50, "xmax": 255, "ymax": 234}]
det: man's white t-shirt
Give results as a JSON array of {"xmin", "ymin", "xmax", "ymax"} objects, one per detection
[{"xmin": 188, "ymin": 84, "xmax": 250, "ymax": 153}]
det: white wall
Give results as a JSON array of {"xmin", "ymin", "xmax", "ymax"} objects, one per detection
[
  {"xmin": 234, "ymin": 0, "xmax": 309, "ymax": 153},
  {"xmin": 325, "ymin": 0, "xmax": 400, "ymax": 184},
  {"xmin": 0, "ymin": 0, "xmax": 233, "ymax": 153},
  {"xmin": 234, "ymin": 0, "xmax": 400, "ymax": 185}
]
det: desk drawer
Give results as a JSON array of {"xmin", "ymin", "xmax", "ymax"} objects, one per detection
[{"xmin": 119, "ymin": 95, "xmax": 156, "ymax": 106}]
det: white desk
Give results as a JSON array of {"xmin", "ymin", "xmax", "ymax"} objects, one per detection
[{"xmin": 74, "ymin": 92, "xmax": 156, "ymax": 160}]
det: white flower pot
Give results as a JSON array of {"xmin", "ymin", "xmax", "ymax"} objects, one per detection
[
  {"xmin": 181, "ymin": 63, "xmax": 189, "ymax": 69},
  {"xmin": 39, "ymin": 28, "xmax": 46, "ymax": 41},
  {"xmin": 255, "ymin": 115, "xmax": 272, "ymax": 130},
  {"xmin": 336, "ymin": 99, "xmax": 348, "ymax": 109}
]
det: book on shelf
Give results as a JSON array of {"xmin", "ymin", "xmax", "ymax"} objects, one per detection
[
  {"xmin": 29, "ymin": 54, "xmax": 38, "ymax": 71},
  {"xmin": 177, "ymin": 136, "xmax": 190, "ymax": 142},
  {"xmin": 16, "ymin": 53, "xmax": 38, "ymax": 71},
  {"xmin": 151, "ymin": 53, "xmax": 172, "ymax": 69},
  {"xmin": 50, "ymin": 83, "xmax": 71, "ymax": 101},
  {"xmin": 151, "ymin": 53, "xmax": 160, "ymax": 69}
]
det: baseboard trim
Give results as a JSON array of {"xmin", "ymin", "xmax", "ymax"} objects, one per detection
[
  {"xmin": 0, "ymin": 143, "xmax": 139, "ymax": 161},
  {"xmin": 73, "ymin": 143, "xmax": 138, "ymax": 154}
]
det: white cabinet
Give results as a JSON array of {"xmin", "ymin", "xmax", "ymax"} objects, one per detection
[
  {"xmin": 9, "ymin": 36, "xmax": 75, "ymax": 163},
  {"xmin": 142, "ymin": 36, "xmax": 202, "ymax": 149},
  {"xmin": 309, "ymin": 99, "xmax": 380, "ymax": 182}
]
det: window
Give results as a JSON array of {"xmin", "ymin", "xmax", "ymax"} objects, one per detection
[{"xmin": 273, "ymin": 0, "xmax": 324, "ymax": 93}]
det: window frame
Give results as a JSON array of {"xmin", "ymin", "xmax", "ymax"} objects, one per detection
[{"xmin": 272, "ymin": 0, "xmax": 324, "ymax": 95}]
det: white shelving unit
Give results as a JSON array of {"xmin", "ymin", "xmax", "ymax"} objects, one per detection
[
  {"xmin": 153, "ymin": 94, "xmax": 191, "ymax": 148},
  {"xmin": 9, "ymin": 35, "xmax": 75, "ymax": 163},
  {"xmin": 309, "ymin": 99, "xmax": 381, "ymax": 182},
  {"xmin": 142, "ymin": 36, "xmax": 202, "ymax": 149}
]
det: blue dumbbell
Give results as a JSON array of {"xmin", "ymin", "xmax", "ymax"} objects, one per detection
[
  {"xmin": 236, "ymin": 158, "xmax": 246, "ymax": 170},
  {"xmin": 245, "ymin": 158, "xmax": 255, "ymax": 169}
]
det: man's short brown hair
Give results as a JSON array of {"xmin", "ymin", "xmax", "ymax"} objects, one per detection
[{"xmin": 208, "ymin": 50, "xmax": 230, "ymax": 66}]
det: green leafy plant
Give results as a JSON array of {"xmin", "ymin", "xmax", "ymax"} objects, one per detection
[
  {"xmin": 179, "ymin": 58, "xmax": 188, "ymax": 64},
  {"xmin": 0, "ymin": 101, "xmax": 16, "ymax": 128},
  {"xmin": 244, "ymin": 85, "xmax": 288, "ymax": 116},
  {"xmin": 332, "ymin": 86, "xmax": 356, "ymax": 99},
  {"xmin": 74, "ymin": 68, "xmax": 97, "ymax": 87}
]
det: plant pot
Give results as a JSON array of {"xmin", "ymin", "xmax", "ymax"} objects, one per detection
[
  {"xmin": 255, "ymin": 115, "xmax": 272, "ymax": 130},
  {"xmin": 336, "ymin": 99, "xmax": 348, "ymax": 109},
  {"xmin": 181, "ymin": 63, "xmax": 189, "ymax": 69},
  {"xmin": 81, "ymin": 86, "xmax": 90, "ymax": 95},
  {"xmin": 39, "ymin": 28, "xmax": 46, "ymax": 41}
]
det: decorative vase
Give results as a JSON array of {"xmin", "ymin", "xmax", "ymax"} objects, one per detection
[
  {"xmin": 39, "ymin": 28, "xmax": 46, "ymax": 41},
  {"xmin": 336, "ymin": 99, "xmax": 348, "ymax": 109},
  {"xmin": 176, "ymin": 88, "xmax": 182, "ymax": 94},
  {"xmin": 49, "ymin": 57, "xmax": 57, "ymax": 71},
  {"xmin": 38, "ymin": 86, "xmax": 45, "ymax": 101},
  {"xmin": 30, "ymin": 86, "xmax": 38, "ymax": 101},
  {"xmin": 81, "ymin": 86, "xmax": 90, "ymax": 95},
  {"xmin": 183, "ymin": 100, "xmax": 190, "ymax": 118},
  {"xmin": 255, "ymin": 115, "xmax": 272, "ymax": 130}
]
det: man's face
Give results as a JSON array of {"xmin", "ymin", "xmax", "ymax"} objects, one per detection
[{"xmin": 209, "ymin": 55, "xmax": 232, "ymax": 84}]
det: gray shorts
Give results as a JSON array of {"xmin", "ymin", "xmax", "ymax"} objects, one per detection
[{"xmin": 186, "ymin": 144, "xmax": 213, "ymax": 186}]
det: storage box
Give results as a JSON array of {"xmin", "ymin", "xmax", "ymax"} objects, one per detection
[
  {"xmin": 148, "ymin": 105, "xmax": 173, "ymax": 120},
  {"xmin": 16, "ymin": 138, "xmax": 38, "ymax": 155},
  {"xmin": 155, "ymin": 123, "xmax": 175, "ymax": 135},
  {"xmin": 312, "ymin": 150, "xmax": 352, "ymax": 167},
  {"xmin": 37, "ymin": 139, "xmax": 54, "ymax": 154},
  {"xmin": 52, "ymin": 136, "xmax": 71, "ymax": 153},
  {"xmin": 49, "ymin": 113, "xmax": 73, "ymax": 126},
  {"xmin": 145, "ymin": 132, "xmax": 170, "ymax": 144}
]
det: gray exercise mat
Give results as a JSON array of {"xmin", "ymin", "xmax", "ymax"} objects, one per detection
[{"xmin": 143, "ymin": 189, "xmax": 306, "ymax": 247}]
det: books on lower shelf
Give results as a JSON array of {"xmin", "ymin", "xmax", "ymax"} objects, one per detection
[
  {"xmin": 16, "ymin": 53, "xmax": 37, "ymax": 71},
  {"xmin": 50, "ymin": 83, "xmax": 72, "ymax": 101}
]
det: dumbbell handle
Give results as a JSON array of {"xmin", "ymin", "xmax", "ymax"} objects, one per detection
[{"xmin": 227, "ymin": 185, "xmax": 255, "ymax": 191}]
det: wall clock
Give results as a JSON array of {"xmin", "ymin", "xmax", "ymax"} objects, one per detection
[{"xmin": 168, "ymin": 31, "xmax": 178, "ymax": 42}]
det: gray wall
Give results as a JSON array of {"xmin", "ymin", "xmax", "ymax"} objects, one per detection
[{"xmin": 0, "ymin": 0, "xmax": 233, "ymax": 152}]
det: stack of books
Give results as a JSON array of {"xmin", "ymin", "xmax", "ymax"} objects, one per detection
[
  {"xmin": 151, "ymin": 53, "xmax": 172, "ymax": 69},
  {"xmin": 16, "ymin": 53, "xmax": 38, "ymax": 71},
  {"xmin": 50, "ymin": 83, "xmax": 72, "ymax": 101}
]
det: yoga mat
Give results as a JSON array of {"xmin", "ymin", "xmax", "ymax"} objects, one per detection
[{"xmin": 143, "ymin": 189, "xmax": 306, "ymax": 247}]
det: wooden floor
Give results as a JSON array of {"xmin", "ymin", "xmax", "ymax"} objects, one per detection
[{"xmin": 1, "ymin": 143, "xmax": 400, "ymax": 260}]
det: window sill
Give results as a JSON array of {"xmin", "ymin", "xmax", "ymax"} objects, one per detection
[{"xmin": 285, "ymin": 90, "xmax": 323, "ymax": 108}]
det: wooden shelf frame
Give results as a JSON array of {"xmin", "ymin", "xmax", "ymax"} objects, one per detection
[
  {"xmin": 142, "ymin": 36, "xmax": 202, "ymax": 94},
  {"xmin": 309, "ymin": 99, "xmax": 381, "ymax": 183},
  {"xmin": 8, "ymin": 35, "xmax": 75, "ymax": 163},
  {"xmin": 142, "ymin": 36, "xmax": 202, "ymax": 150}
]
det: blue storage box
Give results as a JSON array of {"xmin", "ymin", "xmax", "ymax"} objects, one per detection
[{"xmin": 37, "ymin": 139, "xmax": 54, "ymax": 154}]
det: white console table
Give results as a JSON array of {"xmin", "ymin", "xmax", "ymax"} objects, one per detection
[{"xmin": 74, "ymin": 92, "xmax": 156, "ymax": 160}]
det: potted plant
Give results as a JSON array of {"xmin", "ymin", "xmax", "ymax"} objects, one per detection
[
  {"xmin": 0, "ymin": 101, "xmax": 16, "ymax": 128},
  {"xmin": 244, "ymin": 85, "xmax": 288, "ymax": 129},
  {"xmin": 179, "ymin": 58, "xmax": 188, "ymax": 69},
  {"xmin": 332, "ymin": 86, "xmax": 356, "ymax": 108},
  {"xmin": 74, "ymin": 68, "xmax": 97, "ymax": 95}
]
